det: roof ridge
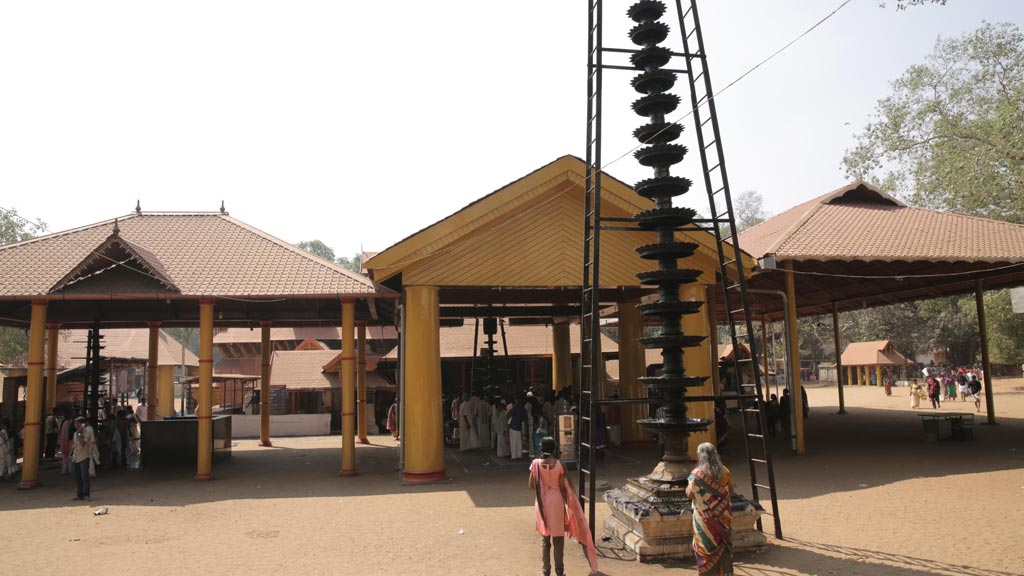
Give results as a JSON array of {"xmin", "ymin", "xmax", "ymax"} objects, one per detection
[
  {"xmin": 0, "ymin": 214, "xmax": 138, "ymax": 252},
  {"xmin": 217, "ymin": 215, "xmax": 393, "ymax": 293},
  {"xmin": 901, "ymin": 204, "xmax": 1024, "ymax": 227}
]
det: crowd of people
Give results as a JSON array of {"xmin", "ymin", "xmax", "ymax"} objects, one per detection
[{"xmin": 911, "ymin": 366, "xmax": 984, "ymax": 412}]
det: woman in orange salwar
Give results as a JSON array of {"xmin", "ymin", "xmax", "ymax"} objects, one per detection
[
  {"xmin": 528, "ymin": 436, "xmax": 598, "ymax": 576},
  {"xmin": 686, "ymin": 442, "xmax": 734, "ymax": 576}
]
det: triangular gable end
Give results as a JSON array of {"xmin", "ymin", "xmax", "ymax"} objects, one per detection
[
  {"xmin": 294, "ymin": 338, "xmax": 326, "ymax": 351},
  {"xmin": 49, "ymin": 226, "xmax": 180, "ymax": 294}
]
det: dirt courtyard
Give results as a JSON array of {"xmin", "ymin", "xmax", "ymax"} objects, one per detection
[{"xmin": 2, "ymin": 378, "xmax": 1022, "ymax": 576}]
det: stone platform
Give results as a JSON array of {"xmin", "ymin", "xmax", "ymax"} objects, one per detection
[{"xmin": 603, "ymin": 477, "xmax": 767, "ymax": 562}]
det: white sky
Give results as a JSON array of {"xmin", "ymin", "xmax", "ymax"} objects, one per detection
[{"xmin": 2, "ymin": 1, "xmax": 1022, "ymax": 258}]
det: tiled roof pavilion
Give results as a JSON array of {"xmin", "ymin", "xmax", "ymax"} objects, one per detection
[
  {"xmin": 738, "ymin": 180, "xmax": 1024, "ymax": 318},
  {"xmin": 0, "ymin": 212, "xmax": 396, "ymax": 329}
]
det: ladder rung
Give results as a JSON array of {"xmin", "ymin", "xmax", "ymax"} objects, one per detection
[
  {"xmin": 703, "ymin": 139, "xmax": 716, "ymax": 151},
  {"xmin": 751, "ymin": 458, "xmax": 768, "ymax": 464},
  {"xmin": 754, "ymin": 483, "xmax": 772, "ymax": 491},
  {"xmin": 741, "ymin": 408, "xmax": 760, "ymax": 414},
  {"xmin": 747, "ymin": 433, "xmax": 765, "ymax": 439}
]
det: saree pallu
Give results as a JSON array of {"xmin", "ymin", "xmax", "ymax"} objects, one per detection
[{"xmin": 689, "ymin": 467, "xmax": 734, "ymax": 575}]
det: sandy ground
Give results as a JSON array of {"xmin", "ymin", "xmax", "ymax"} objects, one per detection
[{"xmin": 2, "ymin": 378, "xmax": 1022, "ymax": 576}]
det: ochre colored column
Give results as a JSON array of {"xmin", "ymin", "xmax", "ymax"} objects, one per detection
[
  {"xmin": 875, "ymin": 365, "xmax": 883, "ymax": 388},
  {"xmin": 18, "ymin": 301, "xmax": 47, "ymax": 489},
  {"xmin": 402, "ymin": 286, "xmax": 445, "ymax": 484},
  {"xmin": 683, "ymin": 284, "xmax": 714, "ymax": 457},
  {"xmin": 194, "ymin": 299, "xmax": 214, "ymax": 481},
  {"xmin": 259, "ymin": 321, "xmax": 272, "ymax": 447},
  {"xmin": 357, "ymin": 322, "xmax": 369, "ymax": 445},
  {"xmin": 157, "ymin": 366, "xmax": 176, "ymax": 417},
  {"xmin": 618, "ymin": 299, "xmax": 647, "ymax": 446},
  {"xmin": 339, "ymin": 299, "xmax": 358, "ymax": 476},
  {"xmin": 45, "ymin": 323, "xmax": 59, "ymax": 413},
  {"xmin": 551, "ymin": 321, "xmax": 572, "ymax": 393},
  {"xmin": 784, "ymin": 261, "xmax": 805, "ymax": 454},
  {"xmin": 147, "ymin": 322, "xmax": 160, "ymax": 420}
]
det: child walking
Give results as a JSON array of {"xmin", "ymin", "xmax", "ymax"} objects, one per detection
[{"xmin": 528, "ymin": 436, "xmax": 598, "ymax": 576}]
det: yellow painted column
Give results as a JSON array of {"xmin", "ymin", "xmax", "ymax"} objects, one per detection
[
  {"xmin": 45, "ymin": 323, "xmax": 59, "ymax": 413},
  {"xmin": 846, "ymin": 366, "xmax": 853, "ymax": 390},
  {"xmin": 683, "ymin": 284, "xmax": 714, "ymax": 457},
  {"xmin": 18, "ymin": 301, "xmax": 47, "ymax": 489},
  {"xmin": 402, "ymin": 286, "xmax": 445, "ymax": 483},
  {"xmin": 194, "ymin": 299, "xmax": 214, "ymax": 481},
  {"xmin": 147, "ymin": 322, "xmax": 160, "ymax": 420},
  {"xmin": 784, "ymin": 261, "xmax": 805, "ymax": 454},
  {"xmin": 339, "ymin": 299, "xmax": 358, "ymax": 476},
  {"xmin": 875, "ymin": 365, "xmax": 883, "ymax": 388},
  {"xmin": 357, "ymin": 322, "xmax": 369, "ymax": 445},
  {"xmin": 552, "ymin": 321, "xmax": 572, "ymax": 393},
  {"xmin": 618, "ymin": 299, "xmax": 647, "ymax": 446},
  {"xmin": 259, "ymin": 321, "xmax": 272, "ymax": 447},
  {"xmin": 157, "ymin": 366, "xmax": 176, "ymax": 417}
]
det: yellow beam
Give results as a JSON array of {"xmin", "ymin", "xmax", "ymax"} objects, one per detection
[
  {"xmin": 45, "ymin": 323, "xmax": 59, "ymax": 413},
  {"xmin": 18, "ymin": 301, "xmax": 46, "ymax": 489},
  {"xmin": 260, "ymin": 321, "xmax": 272, "ymax": 447},
  {"xmin": 147, "ymin": 322, "xmax": 160, "ymax": 420},
  {"xmin": 875, "ymin": 365, "xmax": 883, "ymax": 388},
  {"xmin": 683, "ymin": 284, "xmax": 714, "ymax": 457},
  {"xmin": 552, "ymin": 322, "xmax": 572, "ymax": 392},
  {"xmin": 784, "ymin": 261, "xmax": 805, "ymax": 454},
  {"xmin": 618, "ymin": 299, "xmax": 647, "ymax": 445},
  {"xmin": 357, "ymin": 322, "xmax": 369, "ymax": 445},
  {"xmin": 339, "ymin": 299, "xmax": 357, "ymax": 476},
  {"xmin": 194, "ymin": 299, "xmax": 214, "ymax": 481},
  {"xmin": 402, "ymin": 286, "xmax": 446, "ymax": 483}
]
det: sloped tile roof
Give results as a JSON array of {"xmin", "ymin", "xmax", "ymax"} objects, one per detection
[
  {"xmin": 738, "ymin": 180, "xmax": 1024, "ymax": 263},
  {"xmin": 270, "ymin": 349, "xmax": 392, "ymax": 390},
  {"xmin": 9, "ymin": 328, "xmax": 198, "ymax": 369},
  {"xmin": 840, "ymin": 340, "xmax": 914, "ymax": 366},
  {"xmin": 213, "ymin": 326, "xmax": 398, "ymax": 344},
  {"xmin": 0, "ymin": 213, "xmax": 390, "ymax": 297}
]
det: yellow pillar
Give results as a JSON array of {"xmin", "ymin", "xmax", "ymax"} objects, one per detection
[
  {"xmin": 683, "ymin": 284, "xmax": 714, "ymax": 458},
  {"xmin": 357, "ymin": 322, "xmax": 369, "ymax": 445},
  {"xmin": 402, "ymin": 286, "xmax": 445, "ymax": 484},
  {"xmin": 552, "ymin": 321, "xmax": 572, "ymax": 393},
  {"xmin": 618, "ymin": 299, "xmax": 647, "ymax": 446},
  {"xmin": 259, "ymin": 321, "xmax": 272, "ymax": 447},
  {"xmin": 339, "ymin": 299, "xmax": 357, "ymax": 476},
  {"xmin": 194, "ymin": 299, "xmax": 214, "ymax": 481},
  {"xmin": 45, "ymin": 323, "xmax": 59, "ymax": 413},
  {"xmin": 18, "ymin": 301, "xmax": 47, "ymax": 489},
  {"xmin": 147, "ymin": 322, "xmax": 160, "ymax": 421},
  {"xmin": 157, "ymin": 366, "xmax": 176, "ymax": 417},
  {"xmin": 846, "ymin": 366, "xmax": 852, "ymax": 389},
  {"xmin": 875, "ymin": 365, "xmax": 883, "ymax": 388},
  {"xmin": 784, "ymin": 261, "xmax": 805, "ymax": 454}
]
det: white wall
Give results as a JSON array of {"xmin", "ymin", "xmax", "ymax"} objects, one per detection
[{"xmin": 231, "ymin": 413, "xmax": 331, "ymax": 438}]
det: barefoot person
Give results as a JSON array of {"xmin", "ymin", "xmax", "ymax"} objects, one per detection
[
  {"xmin": 528, "ymin": 436, "xmax": 598, "ymax": 576},
  {"xmin": 686, "ymin": 442, "xmax": 734, "ymax": 576},
  {"xmin": 71, "ymin": 417, "xmax": 97, "ymax": 501}
]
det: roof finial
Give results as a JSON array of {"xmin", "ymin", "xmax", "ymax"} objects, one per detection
[
  {"xmin": 220, "ymin": 200, "xmax": 227, "ymax": 215},
  {"xmin": 112, "ymin": 217, "xmax": 120, "ymax": 236},
  {"xmin": 135, "ymin": 200, "xmax": 142, "ymax": 215}
]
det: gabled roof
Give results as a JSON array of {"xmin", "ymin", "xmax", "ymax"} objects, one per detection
[
  {"xmin": 270, "ymin": 349, "xmax": 392, "ymax": 390},
  {"xmin": 213, "ymin": 326, "xmax": 398, "ymax": 344},
  {"xmin": 739, "ymin": 180, "xmax": 1024, "ymax": 263},
  {"xmin": 366, "ymin": 156, "xmax": 749, "ymax": 287},
  {"xmin": 841, "ymin": 340, "xmax": 914, "ymax": 367},
  {"xmin": 0, "ymin": 213, "xmax": 390, "ymax": 297}
]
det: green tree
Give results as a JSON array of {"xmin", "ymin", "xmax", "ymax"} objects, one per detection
[
  {"xmin": 0, "ymin": 207, "xmax": 47, "ymax": 363},
  {"xmin": 843, "ymin": 22, "xmax": 1024, "ymax": 223},
  {"xmin": 336, "ymin": 253, "xmax": 362, "ymax": 273},
  {"xmin": 734, "ymin": 190, "xmax": 767, "ymax": 232},
  {"xmin": 296, "ymin": 239, "xmax": 336, "ymax": 262},
  {"xmin": 984, "ymin": 290, "xmax": 1024, "ymax": 364},
  {"xmin": 878, "ymin": 0, "xmax": 947, "ymax": 9}
]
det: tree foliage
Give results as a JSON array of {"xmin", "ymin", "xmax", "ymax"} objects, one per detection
[
  {"xmin": 734, "ymin": 190, "xmax": 768, "ymax": 232},
  {"xmin": 878, "ymin": 0, "xmax": 947, "ymax": 9},
  {"xmin": 296, "ymin": 239, "xmax": 336, "ymax": 262},
  {"xmin": 843, "ymin": 22, "xmax": 1024, "ymax": 223},
  {"xmin": 336, "ymin": 253, "xmax": 362, "ymax": 273}
]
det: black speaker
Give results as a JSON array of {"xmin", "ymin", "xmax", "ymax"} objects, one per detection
[{"xmin": 482, "ymin": 317, "xmax": 498, "ymax": 335}]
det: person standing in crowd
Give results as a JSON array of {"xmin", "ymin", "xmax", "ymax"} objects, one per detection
[
  {"xmin": 508, "ymin": 396, "xmax": 526, "ymax": 460},
  {"xmin": 910, "ymin": 381, "xmax": 925, "ymax": 409},
  {"xmin": 883, "ymin": 369, "xmax": 893, "ymax": 397},
  {"xmin": 765, "ymin": 394, "xmax": 779, "ymax": 438},
  {"xmin": 71, "ymin": 416, "xmax": 97, "ymax": 501},
  {"xmin": 968, "ymin": 373, "xmax": 983, "ymax": 413},
  {"xmin": 0, "ymin": 417, "xmax": 17, "ymax": 480},
  {"xmin": 494, "ymin": 398, "xmax": 510, "ymax": 458},
  {"xmin": 59, "ymin": 409, "xmax": 75, "ymax": 476},
  {"xmin": 473, "ymin": 392, "xmax": 490, "ymax": 451},
  {"xmin": 927, "ymin": 376, "xmax": 941, "ymax": 409},
  {"xmin": 459, "ymin": 392, "xmax": 475, "ymax": 451},
  {"xmin": 528, "ymin": 436, "xmax": 598, "ymax": 576},
  {"xmin": 686, "ymin": 442, "xmax": 734, "ymax": 576},
  {"xmin": 386, "ymin": 399, "xmax": 399, "ymax": 440},
  {"xmin": 779, "ymin": 389, "xmax": 792, "ymax": 438},
  {"xmin": 44, "ymin": 412, "xmax": 59, "ymax": 459}
]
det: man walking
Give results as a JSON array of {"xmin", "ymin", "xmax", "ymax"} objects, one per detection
[{"xmin": 71, "ymin": 417, "xmax": 96, "ymax": 501}]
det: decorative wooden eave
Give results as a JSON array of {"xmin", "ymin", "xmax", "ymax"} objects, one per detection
[{"xmin": 49, "ymin": 222, "xmax": 180, "ymax": 294}]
